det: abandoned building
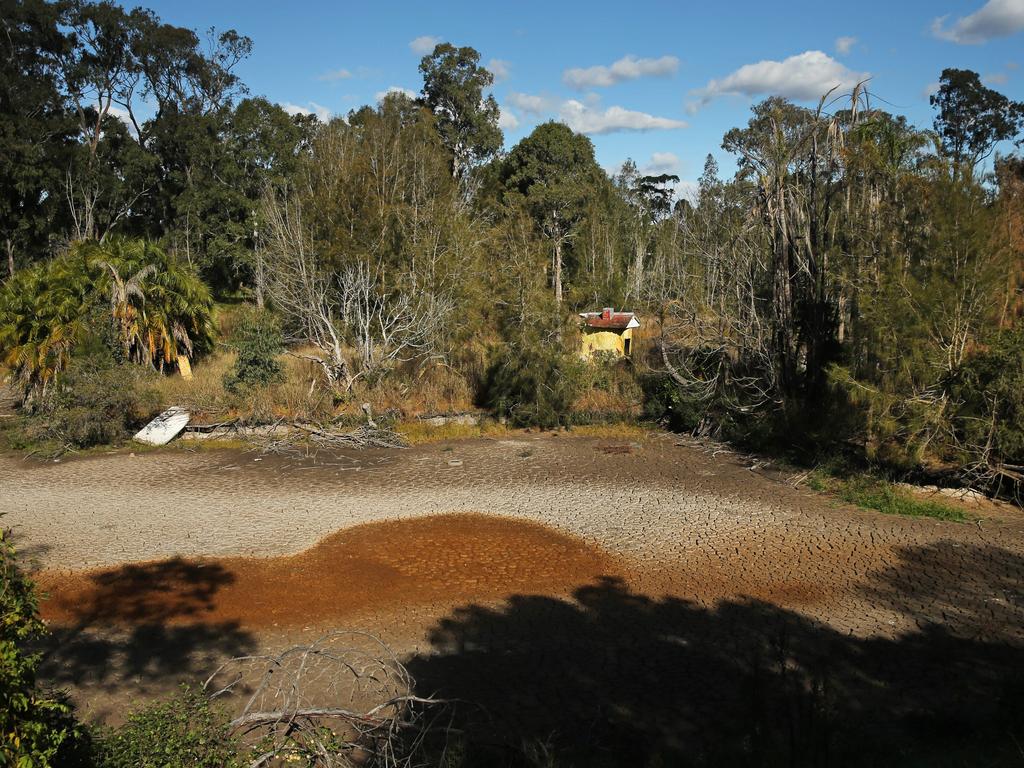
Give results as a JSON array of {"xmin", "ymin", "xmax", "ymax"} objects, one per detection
[{"xmin": 578, "ymin": 307, "xmax": 640, "ymax": 359}]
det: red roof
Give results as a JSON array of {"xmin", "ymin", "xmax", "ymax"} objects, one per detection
[{"xmin": 579, "ymin": 308, "xmax": 639, "ymax": 330}]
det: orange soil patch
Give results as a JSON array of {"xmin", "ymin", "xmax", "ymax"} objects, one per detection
[{"xmin": 38, "ymin": 513, "xmax": 624, "ymax": 629}]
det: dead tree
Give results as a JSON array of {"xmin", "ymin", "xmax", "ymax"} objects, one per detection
[
  {"xmin": 261, "ymin": 187, "xmax": 354, "ymax": 391},
  {"xmin": 205, "ymin": 631, "xmax": 446, "ymax": 768},
  {"xmin": 340, "ymin": 261, "xmax": 451, "ymax": 387}
]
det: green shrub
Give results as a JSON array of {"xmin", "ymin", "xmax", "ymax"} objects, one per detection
[
  {"xmin": 224, "ymin": 307, "xmax": 284, "ymax": 392},
  {"xmin": 94, "ymin": 686, "xmax": 242, "ymax": 768},
  {"xmin": 42, "ymin": 353, "xmax": 159, "ymax": 448},
  {"xmin": 639, "ymin": 373, "xmax": 704, "ymax": 433},
  {"xmin": 482, "ymin": 344, "xmax": 583, "ymax": 428},
  {"xmin": 1, "ymin": 528, "xmax": 85, "ymax": 767},
  {"xmin": 951, "ymin": 327, "xmax": 1024, "ymax": 470}
]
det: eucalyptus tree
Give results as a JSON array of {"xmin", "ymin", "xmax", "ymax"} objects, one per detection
[
  {"xmin": 260, "ymin": 92, "xmax": 478, "ymax": 392},
  {"xmin": 500, "ymin": 121, "xmax": 604, "ymax": 307},
  {"xmin": 419, "ymin": 42, "xmax": 502, "ymax": 181},
  {"xmin": 615, "ymin": 159, "xmax": 679, "ymax": 303},
  {"xmin": 930, "ymin": 68, "xmax": 1024, "ymax": 176},
  {"xmin": 0, "ymin": 0, "xmax": 75, "ymax": 276}
]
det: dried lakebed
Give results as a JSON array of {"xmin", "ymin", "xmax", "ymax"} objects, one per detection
[{"xmin": 4, "ymin": 431, "xmax": 1024, "ymax": 743}]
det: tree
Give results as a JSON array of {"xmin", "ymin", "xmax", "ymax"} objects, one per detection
[
  {"xmin": 615, "ymin": 160, "xmax": 678, "ymax": 302},
  {"xmin": 0, "ymin": 238, "xmax": 213, "ymax": 403},
  {"xmin": 0, "ymin": 0, "xmax": 75, "ymax": 276},
  {"xmin": 501, "ymin": 122, "xmax": 603, "ymax": 307},
  {"xmin": 85, "ymin": 238, "xmax": 214, "ymax": 369},
  {"xmin": 1, "ymin": 528, "xmax": 82, "ymax": 765},
  {"xmin": 419, "ymin": 42, "xmax": 502, "ymax": 180},
  {"xmin": 930, "ymin": 68, "xmax": 1024, "ymax": 173}
]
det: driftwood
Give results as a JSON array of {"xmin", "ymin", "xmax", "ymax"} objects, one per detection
[
  {"xmin": 204, "ymin": 631, "xmax": 447, "ymax": 768},
  {"xmin": 251, "ymin": 421, "xmax": 407, "ymax": 457},
  {"xmin": 181, "ymin": 403, "xmax": 406, "ymax": 457}
]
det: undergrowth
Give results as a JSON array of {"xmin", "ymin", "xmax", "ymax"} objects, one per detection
[{"xmin": 807, "ymin": 472, "xmax": 969, "ymax": 523}]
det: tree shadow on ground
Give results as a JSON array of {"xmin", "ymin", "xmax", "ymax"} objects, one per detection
[
  {"xmin": 407, "ymin": 541, "xmax": 1024, "ymax": 767},
  {"xmin": 37, "ymin": 559, "xmax": 254, "ymax": 717}
]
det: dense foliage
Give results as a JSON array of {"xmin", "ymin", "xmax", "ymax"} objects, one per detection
[
  {"xmin": 2, "ymin": 0, "xmax": 1024, "ymax": 494},
  {"xmin": 0, "ymin": 529, "xmax": 82, "ymax": 766},
  {"xmin": 225, "ymin": 306, "xmax": 284, "ymax": 391},
  {"xmin": 92, "ymin": 688, "xmax": 242, "ymax": 768},
  {"xmin": 0, "ymin": 239, "xmax": 212, "ymax": 404}
]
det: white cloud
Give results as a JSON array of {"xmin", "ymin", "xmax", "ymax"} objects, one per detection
[
  {"xmin": 984, "ymin": 71, "xmax": 1010, "ymax": 84},
  {"xmin": 506, "ymin": 92, "xmax": 686, "ymax": 135},
  {"xmin": 409, "ymin": 35, "xmax": 441, "ymax": 55},
  {"xmin": 641, "ymin": 151, "xmax": 680, "ymax": 175},
  {"xmin": 497, "ymin": 105, "xmax": 519, "ymax": 131},
  {"xmin": 281, "ymin": 101, "xmax": 332, "ymax": 121},
  {"xmin": 689, "ymin": 50, "xmax": 869, "ymax": 112},
  {"xmin": 563, "ymin": 54, "xmax": 679, "ymax": 89},
  {"xmin": 318, "ymin": 68, "xmax": 353, "ymax": 82},
  {"xmin": 932, "ymin": 0, "xmax": 1024, "ymax": 44},
  {"xmin": 374, "ymin": 86, "xmax": 417, "ymax": 102},
  {"xmin": 559, "ymin": 100, "xmax": 687, "ymax": 134},
  {"xmin": 105, "ymin": 104, "xmax": 134, "ymax": 128},
  {"xmin": 488, "ymin": 58, "xmax": 511, "ymax": 83},
  {"xmin": 507, "ymin": 92, "xmax": 553, "ymax": 115},
  {"xmin": 922, "ymin": 81, "xmax": 941, "ymax": 98},
  {"xmin": 835, "ymin": 36, "xmax": 857, "ymax": 55}
]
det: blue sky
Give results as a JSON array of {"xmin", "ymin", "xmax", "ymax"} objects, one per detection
[{"xmin": 130, "ymin": 0, "xmax": 1024, "ymax": 194}]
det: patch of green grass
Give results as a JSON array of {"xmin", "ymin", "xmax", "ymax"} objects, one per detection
[
  {"xmin": 168, "ymin": 436, "xmax": 250, "ymax": 452},
  {"xmin": 809, "ymin": 472, "xmax": 969, "ymax": 523}
]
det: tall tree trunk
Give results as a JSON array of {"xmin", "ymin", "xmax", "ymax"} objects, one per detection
[
  {"xmin": 5, "ymin": 239, "xmax": 13, "ymax": 280},
  {"xmin": 631, "ymin": 234, "xmax": 645, "ymax": 303},
  {"xmin": 553, "ymin": 237, "xmax": 563, "ymax": 307}
]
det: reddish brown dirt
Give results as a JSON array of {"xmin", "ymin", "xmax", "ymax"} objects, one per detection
[{"xmin": 38, "ymin": 513, "xmax": 625, "ymax": 630}]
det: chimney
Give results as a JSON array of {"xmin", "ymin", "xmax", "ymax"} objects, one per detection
[{"xmin": 602, "ymin": 307, "xmax": 613, "ymax": 319}]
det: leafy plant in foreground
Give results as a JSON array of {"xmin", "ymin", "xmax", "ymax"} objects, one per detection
[{"xmin": 0, "ymin": 529, "xmax": 83, "ymax": 767}]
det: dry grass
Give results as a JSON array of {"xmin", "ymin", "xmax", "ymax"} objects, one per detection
[
  {"xmin": 357, "ymin": 363, "xmax": 477, "ymax": 418},
  {"xmin": 148, "ymin": 348, "xmax": 334, "ymax": 424},
  {"xmin": 572, "ymin": 387, "xmax": 642, "ymax": 418},
  {"xmin": 567, "ymin": 423, "xmax": 651, "ymax": 440},
  {"xmin": 148, "ymin": 349, "xmax": 236, "ymax": 418},
  {"xmin": 395, "ymin": 420, "xmax": 508, "ymax": 445}
]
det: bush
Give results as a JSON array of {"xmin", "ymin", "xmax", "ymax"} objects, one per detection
[
  {"xmin": 42, "ymin": 352, "xmax": 159, "ymax": 448},
  {"xmin": 639, "ymin": 373, "xmax": 704, "ymax": 433},
  {"xmin": 951, "ymin": 327, "xmax": 1024, "ymax": 471},
  {"xmin": 482, "ymin": 344, "xmax": 583, "ymax": 428},
  {"xmin": 1, "ymin": 529, "xmax": 85, "ymax": 767},
  {"xmin": 224, "ymin": 307, "xmax": 284, "ymax": 392},
  {"xmin": 94, "ymin": 687, "xmax": 242, "ymax": 768}
]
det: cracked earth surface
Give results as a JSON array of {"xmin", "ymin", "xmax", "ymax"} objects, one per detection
[{"xmin": 3, "ymin": 432, "xmax": 1023, "ymax": 724}]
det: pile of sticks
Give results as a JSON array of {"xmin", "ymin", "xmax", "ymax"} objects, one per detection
[
  {"xmin": 254, "ymin": 422, "xmax": 407, "ymax": 455},
  {"xmin": 205, "ymin": 631, "xmax": 446, "ymax": 768}
]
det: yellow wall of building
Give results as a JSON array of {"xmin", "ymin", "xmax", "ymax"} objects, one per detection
[{"xmin": 580, "ymin": 328, "xmax": 633, "ymax": 359}]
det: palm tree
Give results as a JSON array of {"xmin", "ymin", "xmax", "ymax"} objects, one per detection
[
  {"xmin": 83, "ymin": 238, "xmax": 214, "ymax": 370},
  {"xmin": 0, "ymin": 239, "xmax": 214, "ymax": 404},
  {"xmin": 0, "ymin": 258, "xmax": 91, "ymax": 403},
  {"xmin": 94, "ymin": 257, "xmax": 157, "ymax": 364}
]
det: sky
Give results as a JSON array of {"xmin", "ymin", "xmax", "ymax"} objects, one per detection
[{"xmin": 126, "ymin": 0, "xmax": 1024, "ymax": 196}]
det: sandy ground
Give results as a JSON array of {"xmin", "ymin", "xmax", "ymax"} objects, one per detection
[{"xmin": 4, "ymin": 432, "xmax": 1024, "ymax": 759}]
